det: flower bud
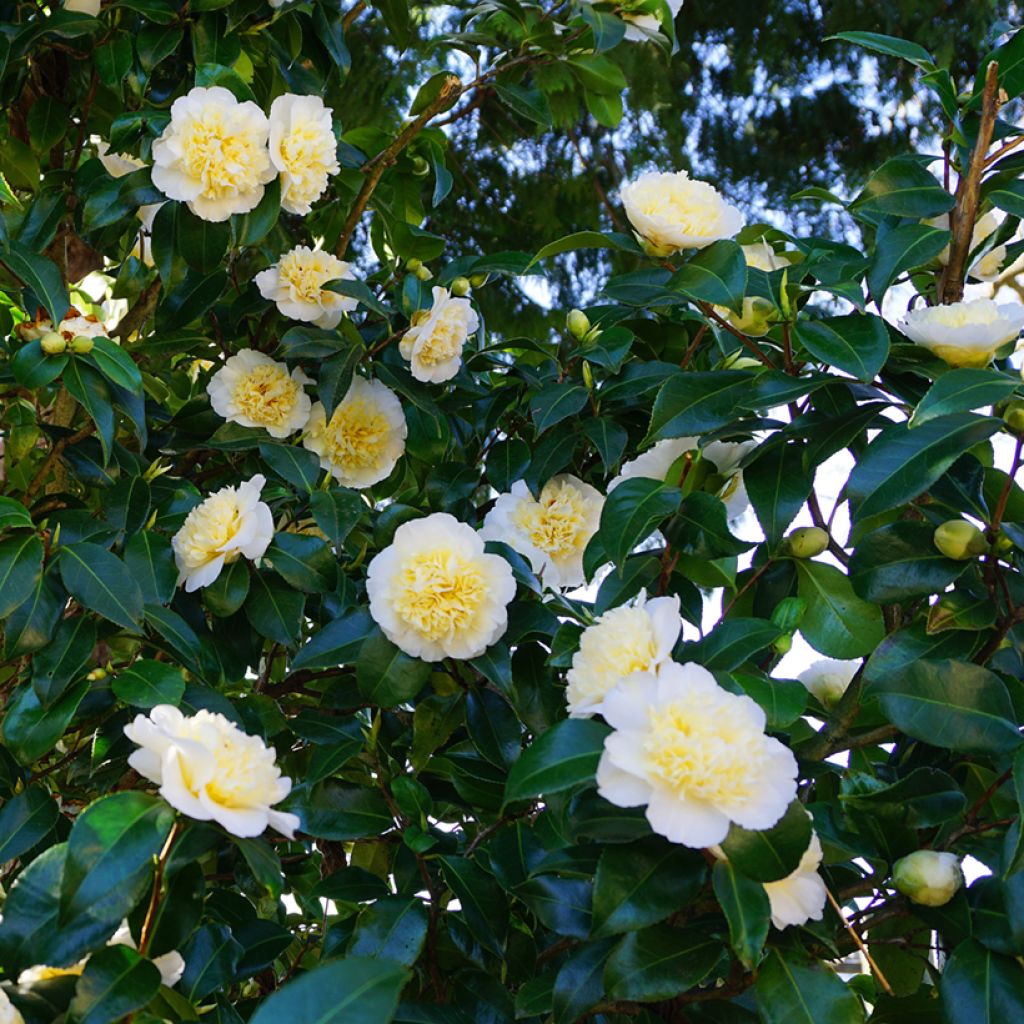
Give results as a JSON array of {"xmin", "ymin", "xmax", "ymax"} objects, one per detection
[
  {"xmin": 469, "ymin": 273, "xmax": 488, "ymax": 288},
  {"xmin": 40, "ymin": 331, "xmax": 67, "ymax": 355},
  {"xmin": 772, "ymin": 633, "xmax": 792, "ymax": 656},
  {"xmin": 410, "ymin": 156, "xmax": 430, "ymax": 177},
  {"xmin": 1003, "ymin": 400, "xmax": 1024, "ymax": 434},
  {"xmin": 722, "ymin": 351, "xmax": 764, "ymax": 371},
  {"xmin": 934, "ymin": 520, "xmax": 988, "ymax": 560},
  {"xmin": 406, "ymin": 258, "xmax": 423, "ymax": 272},
  {"xmin": 86, "ymin": 668, "xmax": 107, "ymax": 682},
  {"xmin": 786, "ymin": 526, "xmax": 829, "ymax": 559},
  {"xmin": 415, "ymin": 265, "xmax": 433, "ymax": 282},
  {"xmin": 893, "ymin": 850, "xmax": 962, "ymax": 907},
  {"xmin": 70, "ymin": 335, "xmax": 94, "ymax": 355},
  {"xmin": 450, "ymin": 276, "xmax": 471, "ymax": 297},
  {"xmin": 567, "ymin": 309, "xmax": 591, "ymax": 340}
]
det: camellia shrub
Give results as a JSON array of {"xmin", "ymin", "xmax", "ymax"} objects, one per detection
[{"xmin": 2, "ymin": 0, "xmax": 1024, "ymax": 1020}]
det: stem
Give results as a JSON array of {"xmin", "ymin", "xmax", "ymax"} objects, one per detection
[
  {"xmin": 138, "ymin": 820, "xmax": 183, "ymax": 957},
  {"xmin": 700, "ymin": 304, "xmax": 778, "ymax": 368},
  {"xmin": 826, "ymin": 888, "xmax": 894, "ymax": 996},
  {"xmin": 25, "ymin": 422, "xmax": 96, "ymax": 500}
]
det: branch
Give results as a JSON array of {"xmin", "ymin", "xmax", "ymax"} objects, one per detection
[
  {"xmin": 25, "ymin": 422, "xmax": 96, "ymax": 500},
  {"xmin": 113, "ymin": 280, "xmax": 161, "ymax": 342}
]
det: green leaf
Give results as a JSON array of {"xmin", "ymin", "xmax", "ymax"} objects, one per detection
[
  {"xmin": 796, "ymin": 314, "xmax": 889, "ymax": 381},
  {"xmin": 203, "ymin": 558, "xmax": 249, "ymax": 618},
  {"xmin": 111, "ymin": 659, "xmax": 186, "ymax": 708},
  {"xmin": 245, "ymin": 572, "xmax": 305, "ymax": 645},
  {"xmin": 2, "ymin": 243, "xmax": 69, "ymax": 323},
  {"xmin": 850, "ymin": 521, "xmax": 967, "ymax": 603},
  {"xmin": 85, "ymin": 336, "xmax": 143, "ymax": 393},
  {"xmin": 604, "ymin": 925, "xmax": 721, "ymax": 1003},
  {"xmin": 866, "ymin": 658, "xmax": 1022, "ymax": 755},
  {"xmin": 0, "ymin": 496, "xmax": 33, "ymax": 532},
  {"xmin": 356, "ymin": 630, "xmax": 431, "ymax": 705},
  {"xmin": 258, "ymin": 442, "xmax": 321, "ymax": 492},
  {"xmin": 290, "ymin": 608, "xmax": 374, "ymax": 670},
  {"xmin": 248, "ymin": 957, "xmax": 408, "ymax": 1024},
  {"xmin": 68, "ymin": 945, "xmax": 161, "ymax": 1024},
  {"xmin": 12, "ymin": 339, "xmax": 67, "ymax": 388},
  {"xmin": 567, "ymin": 53, "xmax": 628, "ymax": 94},
  {"xmin": 683, "ymin": 618, "xmax": 783, "ymax": 670},
  {"xmin": 504, "ymin": 718, "xmax": 610, "ymax": 805},
  {"xmin": 669, "ymin": 239, "xmax": 747, "ymax": 311},
  {"xmin": 287, "ymin": 781, "xmax": 392, "ymax": 840},
  {"xmin": 829, "ymin": 30, "xmax": 934, "ymax": 67},
  {"xmin": 591, "ymin": 838, "xmax": 706, "ymax": 937},
  {"xmin": 597, "ymin": 477, "xmax": 682, "ymax": 568},
  {"xmin": 176, "ymin": 204, "xmax": 230, "ymax": 273},
  {"xmin": 349, "ymin": 896, "xmax": 429, "ymax": 967},
  {"xmin": 842, "ymin": 767, "xmax": 966, "ymax": 828},
  {"xmin": 0, "ymin": 785, "xmax": 60, "ymax": 864},
  {"xmin": 530, "ymin": 384, "xmax": 589, "ymax": 433},
  {"xmin": 2, "ymin": 680, "xmax": 88, "ymax": 764},
  {"xmin": 438, "ymin": 856, "xmax": 507, "ymax": 956},
  {"xmin": 59, "ymin": 542, "xmax": 144, "ymax": 631},
  {"xmin": 846, "ymin": 414, "xmax": 1002, "ymax": 520},
  {"xmin": 0, "ymin": 533, "xmax": 43, "ymax": 619},
  {"xmin": 310, "ymin": 488, "xmax": 365, "ymax": 548},
  {"xmin": 64, "ymin": 359, "xmax": 115, "ymax": 463},
  {"xmin": 552, "ymin": 939, "xmax": 615, "ymax": 1024},
  {"xmin": 988, "ymin": 179, "xmax": 1024, "ymax": 218},
  {"xmin": 123, "ymin": 531, "xmax": 177, "ymax": 607},
  {"xmin": 526, "ymin": 230, "xmax": 635, "ymax": 270},
  {"xmin": 720, "ymin": 800, "xmax": 812, "ymax": 883},
  {"xmin": 265, "ymin": 533, "xmax": 336, "ymax": 593},
  {"xmin": 940, "ymin": 940, "xmax": 1024, "ymax": 1022},
  {"xmin": 712, "ymin": 860, "xmax": 769, "ymax": 970},
  {"xmin": 156, "ymin": 269, "xmax": 227, "ymax": 332},
  {"xmin": 868, "ymin": 222, "xmax": 949, "ymax": 299},
  {"xmin": 32, "ymin": 615, "xmax": 96, "ymax": 707},
  {"xmin": 795, "ymin": 561, "xmax": 884, "ymax": 658},
  {"xmin": 852, "ymin": 156, "xmax": 952, "ymax": 219},
  {"xmin": 179, "ymin": 923, "xmax": 243, "ymax": 1002},
  {"xmin": 5, "ymin": 571, "xmax": 66, "ymax": 658},
  {"xmin": 755, "ymin": 949, "xmax": 865, "ymax": 1023},
  {"xmin": 646, "ymin": 371, "xmax": 754, "ymax": 443},
  {"xmin": 910, "ymin": 369, "xmax": 1019, "ymax": 427},
  {"xmin": 61, "ymin": 793, "xmax": 175, "ymax": 925},
  {"xmin": 744, "ymin": 441, "xmax": 814, "ymax": 545}
]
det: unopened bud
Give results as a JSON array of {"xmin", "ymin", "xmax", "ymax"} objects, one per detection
[
  {"xmin": 415, "ymin": 265, "xmax": 433, "ymax": 282},
  {"xmin": 469, "ymin": 273, "xmax": 488, "ymax": 288},
  {"xmin": 70, "ymin": 335, "xmax": 94, "ymax": 354},
  {"xmin": 1003, "ymin": 400, "xmax": 1024, "ymax": 434},
  {"xmin": 406, "ymin": 258, "xmax": 423, "ymax": 272},
  {"xmin": 450, "ymin": 276, "xmax": 471, "ymax": 297},
  {"xmin": 582, "ymin": 360, "xmax": 594, "ymax": 390},
  {"xmin": 786, "ymin": 526, "xmax": 829, "ymax": 559},
  {"xmin": 893, "ymin": 850, "xmax": 962, "ymax": 907},
  {"xmin": 772, "ymin": 633, "xmax": 792, "ymax": 656},
  {"xmin": 40, "ymin": 331, "xmax": 66, "ymax": 355},
  {"xmin": 934, "ymin": 520, "xmax": 988, "ymax": 560},
  {"xmin": 86, "ymin": 668, "xmax": 107, "ymax": 682},
  {"xmin": 566, "ymin": 309, "xmax": 591, "ymax": 340},
  {"xmin": 410, "ymin": 156, "xmax": 430, "ymax": 177}
]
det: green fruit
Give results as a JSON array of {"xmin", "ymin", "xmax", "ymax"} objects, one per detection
[
  {"xmin": 415, "ymin": 265, "xmax": 433, "ymax": 281},
  {"xmin": 450, "ymin": 276, "xmax": 471, "ymax": 297},
  {"xmin": 933, "ymin": 520, "xmax": 988, "ymax": 560},
  {"xmin": 786, "ymin": 526, "xmax": 829, "ymax": 558},
  {"xmin": 40, "ymin": 331, "xmax": 67, "ymax": 355},
  {"xmin": 772, "ymin": 633, "xmax": 793, "ymax": 655},
  {"xmin": 469, "ymin": 273, "xmax": 488, "ymax": 288},
  {"xmin": 1002, "ymin": 400, "xmax": 1024, "ymax": 433},
  {"xmin": 70, "ymin": 335, "xmax": 94, "ymax": 354},
  {"xmin": 406, "ymin": 257, "xmax": 423, "ymax": 272}
]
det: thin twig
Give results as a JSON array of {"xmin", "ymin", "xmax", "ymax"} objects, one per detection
[
  {"xmin": 25, "ymin": 422, "xmax": 96, "ymax": 499},
  {"xmin": 826, "ymin": 887, "xmax": 894, "ymax": 996},
  {"xmin": 138, "ymin": 820, "xmax": 183, "ymax": 956}
]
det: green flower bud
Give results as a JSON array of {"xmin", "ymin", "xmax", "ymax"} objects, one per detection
[
  {"xmin": 993, "ymin": 531, "xmax": 1014, "ymax": 556},
  {"xmin": 469, "ymin": 273, "xmax": 488, "ymax": 288},
  {"xmin": 450, "ymin": 276, "xmax": 471, "ymax": 297},
  {"xmin": 70, "ymin": 335, "xmax": 94, "ymax": 355},
  {"xmin": 934, "ymin": 520, "xmax": 988, "ymax": 560},
  {"xmin": 566, "ymin": 309, "xmax": 591, "ymax": 340},
  {"xmin": 771, "ymin": 633, "xmax": 793, "ymax": 656},
  {"xmin": 1003, "ymin": 400, "xmax": 1024, "ymax": 434},
  {"xmin": 893, "ymin": 850, "xmax": 962, "ymax": 907},
  {"xmin": 786, "ymin": 526, "xmax": 829, "ymax": 559},
  {"xmin": 406, "ymin": 257, "xmax": 423, "ymax": 272},
  {"xmin": 40, "ymin": 331, "xmax": 67, "ymax": 355},
  {"xmin": 415, "ymin": 265, "xmax": 433, "ymax": 281},
  {"xmin": 410, "ymin": 155, "xmax": 430, "ymax": 177}
]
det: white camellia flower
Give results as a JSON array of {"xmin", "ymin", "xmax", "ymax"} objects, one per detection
[
  {"xmin": 207, "ymin": 349, "xmax": 312, "ymax": 438},
  {"xmin": 620, "ymin": 170, "xmax": 744, "ymax": 257},
  {"xmin": 0, "ymin": 991, "xmax": 23, "ymax": 1024},
  {"xmin": 899, "ymin": 298, "xmax": 1024, "ymax": 368},
  {"xmin": 597, "ymin": 662, "xmax": 799, "ymax": 847},
  {"xmin": 565, "ymin": 592, "xmax": 682, "ymax": 717},
  {"xmin": 399, "ymin": 286, "xmax": 480, "ymax": 383},
  {"xmin": 255, "ymin": 245, "xmax": 357, "ymax": 329},
  {"xmin": 797, "ymin": 658, "xmax": 858, "ymax": 709},
  {"xmin": 367, "ymin": 513, "xmax": 516, "ymax": 661},
  {"xmin": 172, "ymin": 475, "xmax": 274, "ymax": 591},
  {"xmin": 64, "ymin": 0, "xmax": 101, "ymax": 14},
  {"xmin": 610, "ymin": 436, "xmax": 754, "ymax": 519},
  {"xmin": 580, "ymin": 0, "xmax": 683, "ymax": 41},
  {"xmin": 927, "ymin": 211, "xmax": 1016, "ymax": 282},
  {"xmin": 268, "ymin": 94, "xmax": 340, "ymax": 215},
  {"xmin": 124, "ymin": 705, "xmax": 300, "ymax": 839},
  {"xmin": 714, "ymin": 241, "xmax": 790, "ymax": 337},
  {"xmin": 151, "ymin": 86, "xmax": 275, "ymax": 222},
  {"xmin": 302, "ymin": 376, "xmax": 407, "ymax": 488},
  {"xmin": 763, "ymin": 832, "xmax": 828, "ymax": 930},
  {"xmin": 481, "ymin": 475, "xmax": 604, "ymax": 590},
  {"xmin": 95, "ymin": 141, "xmax": 163, "ymax": 265},
  {"xmin": 893, "ymin": 850, "xmax": 962, "ymax": 907},
  {"xmin": 16, "ymin": 308, "xmax": 109, "ymax": 345}
]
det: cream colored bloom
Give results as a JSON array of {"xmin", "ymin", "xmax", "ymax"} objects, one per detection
[
  {"xmin": 797, "ymin": 658, "xmax": 858, "ymax": 709},
  {"xmin": 172, "ymin": 475, "xmax": 274, "ymax": 591},
  {"xmin": 620, "ymin": 170, "xmax": 744, "ymax": 256},
  {"xmin": 481, "ymin": 476, "xmax": 604, "ymax": 590},
  {"xmin": 565, "ymin": 592, "xmax": 682, "ymax": 717},
  {"xmin": 597, "ymin": 662, "xmax": 798, "ymax": 847},
  {"xmin": 152, "ymin": 86, "xmax": 275, "ymax": 222},
  {"xmin": 899, "ymin": 298, "xmax": 1024, "ymax": 368},
  {"xmin": 96, "ymin": 141, "xmax": 162, "ymax": 265},
  {"xmin": 124, "ymin": 704, "xmax": 300, "ymax": 839},
  {"xmin": 64, "ymin": 0, "xmax": 100, "ymax": 14},
  {"xmin": 893, "ymin": 850, "xmax": 962, "ymax": 907},
  {"xmin": 399, "ymin": 286, "xmax": 479, "ymax": 383},
  {"xmin": 302, "ymin": 377, "xmax": 406, "ymax": 488},
  {"xmin": 610, "ymin": 436, "xmax": 754, "ymax": 519},
  {"xmin": 255, "ymin": 245, "xmax": 357, "ymax": 329},
  {"xmin": 0, "ymin": 991, "xmax": 23, "ymax": 1024},
  {"xmin": 763, "ymin": 832, "xmax": 827, "ymax": 929},
  {"xmin": 268, "ymin": 94, "xmax": 340, "ymax": 215},
  {"xmin": 366, "ymin": 513, "xmax": 516, "ymax": 661},
  {"xmin": 580, "ymin": 0, "xmax": 683, "ymax": 40},
  {"xmin": 207, "ymin": 349, "xmax": 312, "ymax": 438}
]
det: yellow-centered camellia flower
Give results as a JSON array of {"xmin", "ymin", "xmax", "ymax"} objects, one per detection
[
  {"xmin": 565, "ymin": 592, "xmax": 682, "ymax": 717},
  {"xmin": 797, "ymin": 657, "xmax": 858, "ymax": 709},
  {"xmin": 399, "ymin": 286, "xmax": 480, "ymax": 383},
  {"xmin": 482, "ymin": 475, "xmax": 604, "ymax": 590},
  {"xmin": 255, "ymin": 245, "xmax": 357, "ymax": 329},
  {"xmin": 152, "ymin": 86, "xmax": 275, "ymax": 222},
  {"xmin": 763, "ymin": 832, "xmax": 827, "ymax": 929},
  {"xmin": 302, "ymin": 376, "xmax": 407, "ymax": 488},
  {"xmin": 124, "ymin": 705, "xmax": 300, "ymax": 839},
  {"xmin": 268, "ymin": 94, "xmax": 340, "ymax": 215},
  {"xmin": 899, "ymin": 298, "xmax": 1024, "ymax": 368},
  {"xmin": 620, "ymin": 170, "xmax": 744, "ymax": 256},
  {"xmin": 207, "ymin": 349, "xmax": 312, "ymax": 438},
  {"xmin": 367, "ymin": 512, "xmax": 516, "ymax": 661},
  {"xmin": 172, "ymin": 475, "xmax": 274, "ymax": 591},
  {"xmin": 597, "ymin": 662, "xmax": 798, "ymax": 847}
]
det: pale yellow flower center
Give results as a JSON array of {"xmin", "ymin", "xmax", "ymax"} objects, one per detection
[
  {"xmin": 278, "ymin": 123, "xmax": 336, "ymax": 203},
  {"xmin": 415, "ymin": 306, "xmax": 468, "ymax": 366},
  {"xmin": 573, "ymin": 608, "xmax": 660, "ymax": 701},
  {"xmin": 315, "ymin": 396, "xmax": 393, "ymax": 472},
  {"xmin": 231, "ymin": 363, "xmax": 302, "ymax": 429},
  {"xmin": 278, "ymin": 250, "xmax": 337, "ymax": 304},
  {"xmin": 639, "ymin": 181, "xmax": 725, "ymax": 240},
  {"xmin": 25, "ymin": 965, "xmax": 83, "ymax": 982},
  {"xmin": 180, "ymin": 110, "xmax": 268, "ymax": 199},
  {"xmin": 923, "ymin": 304, "xmax": 1003, "ymax": 329},
  {"xmin": 175, "ymin": 491, "xmax": 245, "ymax": 569},
  {"xmin": 643, "ymin": 694, "xmax": 762, "ymax": 806},
  {"xmin": 393, "ymin": 549, "xmax": 488, "ymax": 642},
  {"xmin": 514, "ymin": 482, "xmax": 592, "ymax": 558}
]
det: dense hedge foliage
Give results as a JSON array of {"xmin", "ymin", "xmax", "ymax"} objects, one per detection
[{"xmin": 1, "ymin": 1, "xmax": 1024, "ymax": 1021}]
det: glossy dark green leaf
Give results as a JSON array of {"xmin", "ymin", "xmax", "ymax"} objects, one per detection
[
  {"xmin": 287, "ymin": 781, "xmax": 392, "ymax": 840},
  {"xmin": 796, "ymin": 313, "xmax": 889, "ymax": 381},
  {"xmin": 2, "ymin": 243, "xmax": 69, "ymax": 323},
  {"xmin": 552, "ymin": 938, "xmax": 615, "ymax": 1024},
  {"xmin": 12, "ymin": 339, "xmax": 67, "ymax": 388},
  {"xmin": 721, "ymin": 800, "xmax": 812, "ymax": 883},
  {"xmin": 59, "ymin": 543, "xmax": 144, "ymax": 631},
  {"xmin": 604, "ymin": 925, "xmax": 721, "ymax": 1002},
  {"xmin": 852, "ymin": 155, "xmax": 952, "ymax": 219},
  {"xmin": 245, "ymin": 572, "xmax": 305, "ymax": 645},
  {"xmin": 438, "ymin": 856, "xmax": 507, "ymax": 956},
  {"xmin": 111, "ymin": 659, "xmax": 186, "ymax": 708},
  {"xmin": 867, "ymin": 222, "xmax": 949, "ymax": 299},
  {"xmin": 0, "ymin": 533, "xmax": 43, "ymax": 619},
  {"xmin": 258, "ymin": 442, "xmax": 321, "ymax": 492},
  {"xmin": 203, "ymin": 558, "xmax": 250, "ymax": 617},
  {"xmin": 530, "ymin": 384, "xmax": 589, "ymax": 433},
  {"xmin": 2, "ymin": 679, "xmax": 89, "ymax": 764},
  {"xmin": 63, "ymin": 360, "xmax": 115, "ymax": 463},
  {"xmin": 176, "ymin": 205, "xmax": 230, "ymax": 273},
  {"xmin": 911, "ymin": 369, "xmax": 1019, "ymax": 427},
  {"xmin": 712, "ymin": 860, "xmax": 769, "ymax": 970},
  {"xmin": 68, "ymin": 944, "xmax": 161, "ymax": 1024},
  {"xmin": 940, "ymin": 940, "xmax": 1024, "ymax": 1023},
  {"xmin": 0, "ymin": 497, "xmax": 33, "ymax": 532},
  {"xmin": 646, "ymin": 371, "xmax": 754, "ymax": 443},
  {"xmin": 745, "ymin": 441, "xmax": 814, "ymax": 545},
  {"xmin": 0, "ymin": 785, "xmax": 60, "ymax": 864},
  {"xmin": 795, "ymin": 560, "xmax": 885, "ymax": 658},
  {"xmin": 290, "ymin": 608, "xmax": 375, "ymax": 670},
  {"xmin": 179, "ymin": 923, "xmax": 243, "ymax": 1001},
  {"xmin": 349, "ymin": 896, "xmax": 428, "ymax": 966},
  {"xmin": 310, "ymin": 487, "xmax": 364, "ymax": 548},
  {"xmin": 669, "ymin": 239, "xmax": 747, "ymax": 311},
  {"xmin": 266, "ymin": 532, "xmax": 336, "ymax": 593},
  {"xmin": 597, "ymin": 477, "xmax": 681, "ymax": 568},
  {"xmin": 122, "ymin": 531, "xmax": 177, "ymax": 607},
  {"xmin": 756, "ymin": 949, "xmax": 865, "ymax": 1023},
  {"xmin": 85, "ymin": 336, "xmax": 143, "ymax": 393},
  {"xmin": 32, "ymin": 615, "xmax": 95, "ymax": 707},
  {"xmin": 504, "ymin": 718, "xmax": 609, "ymax": 804},
  {"xmin": 356, "ymin": 630, "xmax": 431, "ymax": 705}
]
